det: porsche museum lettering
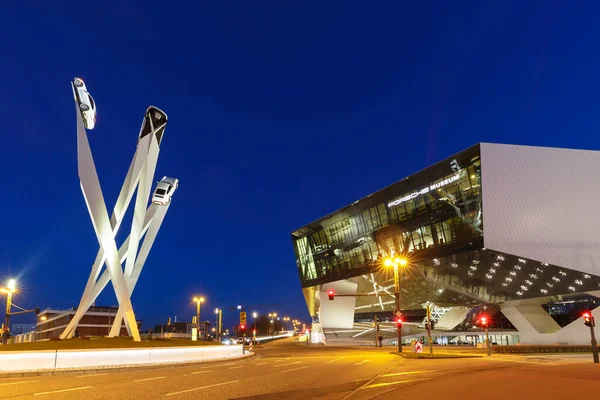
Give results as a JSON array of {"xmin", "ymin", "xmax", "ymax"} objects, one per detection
[{"xmin": 387, "ymin": 174, "xmax": 460, "ymax": 208}]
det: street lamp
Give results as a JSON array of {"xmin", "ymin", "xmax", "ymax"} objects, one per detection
[
  {"xmin": 193, "ymin": 296, "xmax": 205, "ymax": 338},
  {"xmin": 252, "ymin": 312, "xmax": 257, "ymax": 336},
  {"xmin": 384, "ymin": 256, "xmax": 408, "ymax": 353},
  {"xmin": 1, "ymin": 279, "xmax": 17, "ymax": 334},
  {"xmin": 268, "ymin": 312, "xmax": 277, "ymax": 335},
  {"xmin": 214, "ymin": 308, "xmax": 220, "ymax": 340}
]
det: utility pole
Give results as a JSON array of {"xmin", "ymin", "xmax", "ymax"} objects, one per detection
[
  {"xmin": 384, "ymin": 256, "xmax": 407, "ymax": 353},
  {"xmin": 426, "ymin": 304, "xmax": 433, "ymax": 354},
  {"xmin": 4, "ymin": 290, "xmax": 13, "ymax": 330},
  {"xmin": 394, "ymin": 266, "xmax": 402, "ymax": 353},
  {"xmin": 218, "ymin": 309, "xmax": 223, "ymax": 340},
  {"xmin": 374, "ymin": 315, "xmax": 378, "ymax": 348}
]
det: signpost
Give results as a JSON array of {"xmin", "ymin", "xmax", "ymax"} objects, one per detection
[
  {"xmin": 240, "ymin": 312, "xmax": 247, "ymax": 355},
  {"xmin": 426, "ymin": 304, "xmax": 433, "ymax": 354},
  {"xmin": 414, "ymin": 341, "xmax": 423, "ymax": 353}
]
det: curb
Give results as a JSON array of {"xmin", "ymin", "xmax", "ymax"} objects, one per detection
[
  {"xmin": 0, "ymin": 352, "xmax": 256, "ymax": 378},
  {"xmin": 390, "ymin": 352, "xmax": 483, "ymax": 359}
]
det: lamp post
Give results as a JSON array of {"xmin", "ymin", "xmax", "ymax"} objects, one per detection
[
  {"xmin": 193, "ymin": 296, "xmax": 205, "ymax": 338},
  {"xmin": 283, "ymin": 317, "xmax": 290, "ymax": 332},
  {"xmin": 268, "ymin": 313, "xmax": 277, "ymax": 335},
  {"xmin": 252, "ymin": 312, "xmax": 257, "ymax": 336},
  {"xmin": 1, "ymin": 279, "xmax": 17, "ymax": 331},
  {"xmin": 215, "ymin": 308, "xmax": 219, "ymax": 340},
  {"xmin": 384, "ymin": 256, "xmax": 408, "ymax": 353}
]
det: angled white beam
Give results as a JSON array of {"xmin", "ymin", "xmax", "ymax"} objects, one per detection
[
  {"xmin": 109, "ymin": 202, "xmax": 171, "ymax": 336},
  {"xmin": 72, "ymin": 103, "xmax": 141, "ymax": 341}
]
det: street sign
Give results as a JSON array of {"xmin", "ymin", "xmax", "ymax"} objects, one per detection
[
  {"xmin": 395, "ymin": 310, "xmax": 402, "ymax": 317},
  {"xmin": 240, "ymin": 311, "xmax": 247, "ymax": 325},
  {"xmin": 414, "ymin": 341, "xmax": 423, "ymax": 353}
]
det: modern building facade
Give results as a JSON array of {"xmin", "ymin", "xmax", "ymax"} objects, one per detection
[
  {"xmin": 36, "ymin": 306, "xmax": 142, "ymax": 340},
  {"xmin": 292, "ymin": 143, "xmax": 600, "ymax": 345}
]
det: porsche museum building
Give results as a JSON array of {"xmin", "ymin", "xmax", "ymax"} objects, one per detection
[{"xmin": 292, "ymin": 143, "xmax": 600, "ymax": 345}]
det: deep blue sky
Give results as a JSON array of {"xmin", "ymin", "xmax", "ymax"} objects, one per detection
[{"xmin": 2, "ymin": 1, "xmax": 600, "ymax": 330}]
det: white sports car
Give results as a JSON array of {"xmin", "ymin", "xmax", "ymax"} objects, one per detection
[
  {"xmin": 72, "ymin": 77, "xmax": 97, "ymax": 129},
  {"xmin": 152, "ymin": 176, "xmax": 179, "ymax": 205}
]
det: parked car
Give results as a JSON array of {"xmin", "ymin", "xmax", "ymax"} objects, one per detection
[
  {"xmin": 152, "ymin": 176, "xmax": 179, "ymax": 205},
  {"xmin": 72, "ymin": 77, "xmax": 97, "ymax": 129}
]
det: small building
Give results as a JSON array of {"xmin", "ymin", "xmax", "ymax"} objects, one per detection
[
  {"xmin": 10, "ymin": 323, "xmax": 36, "ymax": 335},
  {"xmin": 36, "ymin": 306, "xmax": 142, "ymax": 340},
  {"xmin": 154, "ymin": 321, "xmax": 211, "ymax": 339}
]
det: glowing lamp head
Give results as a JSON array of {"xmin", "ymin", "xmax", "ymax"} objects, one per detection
[
  {"xmin": 398, "ymin": 258, "xmax": 408, "ymax": 266},
  {"xmin": 7, "ymin": 279, "xmax": 16, "ymax": 291},
  {"xmin": 384, "ymin": 258, "xmax": 393, "ymax": 267}
]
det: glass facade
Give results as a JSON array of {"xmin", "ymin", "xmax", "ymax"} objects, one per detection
[{"xmin": 292, "ymin": 145, "xmax": 483, "ymax": 288}]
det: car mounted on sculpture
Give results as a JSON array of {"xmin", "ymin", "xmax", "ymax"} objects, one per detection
[
  {"xmin": 72, "ymin": 77, "xmax": 97, "ymax": 129},
  {"xmin": 152, "ymin": 176, "xmax": 179, "ymax": 205}
]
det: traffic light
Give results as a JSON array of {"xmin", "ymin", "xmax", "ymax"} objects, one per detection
[
  {"xmin": 327, "ymin": 289, "xmax": 335, "ymax": 300},
  {"xmin": 396, "ymin": 317, "xmax": 403, "ymax": 328},
  {"xmin": 34, "ymin": 307, "xmax": 40, "ymax": 316},
  {"xmin": 583, "ymin": 312, "xmax": 595, "ymax": 327},
  {"xmin": 477, "ymin": 315, "xmax": 489, "ymax": 328},
  {"xmin": 240, "ymin": 324, "xmax": 246, "ymax": 333}
]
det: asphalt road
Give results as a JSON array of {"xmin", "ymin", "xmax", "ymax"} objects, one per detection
[{"xmin": 0, "ymin": 338, "xmax": 597, "ymax": 399}]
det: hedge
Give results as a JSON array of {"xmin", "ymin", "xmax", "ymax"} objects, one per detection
[{"xmin": 493, "ymin": 345, "xmax": 595, "ymax": 354}]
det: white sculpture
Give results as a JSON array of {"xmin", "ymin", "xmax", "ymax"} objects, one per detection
[{"xmin": 62, "ymin": 79, "xmax": 177, "ymax": 341}]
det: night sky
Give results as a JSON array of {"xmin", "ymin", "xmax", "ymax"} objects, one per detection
[{"xmin": 2, "ymin": 2, "xmax": 600, "ymax": 330}]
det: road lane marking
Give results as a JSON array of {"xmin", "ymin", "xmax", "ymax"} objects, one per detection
[
  {"xmin": 273, "ymin": 361, "xmax": 301, "ymax": 368},
  {"xmin": 165, "ymin": 380, "xmax": 239, "ymax": 396},
  {"xmin": 0, "ymin": 380, "xmax": 39, "ymax": 386},
  {"xmin": 77, "ymin": 373, "xmax": 108, "ymax": 378},
  {"xmin": 364, "ymin": 378, "xmax": 430, "ymax": 389},
  {"xmin": 325, "ymin": 356, "xmax": 344, "ymax": 364},
  {"xmin": 339, "ymin": 359, "xmax": 403, "ymax": 400},
  {"xmin": 274, "ymin": 359, "xmax": 284, "ymax": 362},
  {"xmin": 280, "ymin": 366, "xmax": 308, "ymax": 373},
  {"xmin": 33, "ymin": 386, "xmax": 93, "ymax": 396},
  {"xmin": 134, "ymin": 376, "xmax": 166, "ymax": 382},
  {"xmin": 229, "ymin": 366, "xmax": 244, "ymax": 369},
  {"xmin": 382, "ymin": 370, "xmax": 434, "ymax": 377},
  {"xmin": 354, "ymin": 360, "xmax": 371, "ymax": 366},
  {"xmin": 191, "ymin": 370, "xmax": 212, "ymax": 374},
  {"xmin": 256, "ymin": 362, "xmax": 267, "ymax": 365}
]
